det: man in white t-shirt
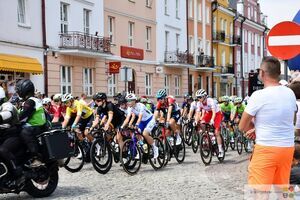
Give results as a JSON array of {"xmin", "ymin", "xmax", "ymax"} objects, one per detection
[{"xmin": 239, "ymin": 56, "xmax": 297, "ymax": 192}]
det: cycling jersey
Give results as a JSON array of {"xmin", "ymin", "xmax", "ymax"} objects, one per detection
[
  {"xmin": 197, "ymin": 98, "xmax": 221, "ymax": 113},
  {"xmin": 127, "ymin": 102, "xmax": 152, "ymax": 121},
  {"xmin": 231, "ymin": 103, "xmax": 246, "ymax": 117},
  {"xmin": 96, "ymin": 101, "xmax": 125, "ymax": 127},
  {"xmin": 65, "ymin": 100, "xmax": 93, "ymax": 119},
  {"xmin": 220, "ymin": 102, "xmax": 234, "ymax": 113}
]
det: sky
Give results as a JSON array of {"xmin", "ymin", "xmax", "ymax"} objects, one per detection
[{"xmin": 259, "ymin": 0, "xmax": 300, "ymax": 29}]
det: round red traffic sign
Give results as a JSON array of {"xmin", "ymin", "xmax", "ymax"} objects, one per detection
[{"xmin": 266, "ymin": 21, "xmax": 300, "ymax": 60}]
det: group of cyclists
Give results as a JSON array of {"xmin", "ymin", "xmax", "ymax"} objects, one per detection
[{"xmin": 0, "ymin": 79, "xmax": 250, "ymax": 177}]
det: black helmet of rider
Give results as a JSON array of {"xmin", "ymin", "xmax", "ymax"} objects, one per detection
[
  {"xmin": 94, "ymin": 92, "xmax": 107, "ymax": 100},
  {"xmin": 15, "ymin": 79, "xmax": 35, "ymax": 99},
  {"xmin": 118, "ymin": 96, "xmax": 127, "ymax": 104}
]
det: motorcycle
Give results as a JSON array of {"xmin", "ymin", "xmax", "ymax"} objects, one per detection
[{"xmin": 0, "ymin": 129, "xmax": 73, "ymax": 198}]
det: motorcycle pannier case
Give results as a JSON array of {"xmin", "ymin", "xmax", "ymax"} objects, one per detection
[{"xmin": 38, "ymin": 130, "xmax": 73, "ymax": 160}]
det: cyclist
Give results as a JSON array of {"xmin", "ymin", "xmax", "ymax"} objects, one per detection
[
  {"xmin": 181, "ymin": 94, "xmax": 193, "ymax": 119},
  {"xmin": 51, "ymin": 93, "xmax": 65, "ymax": 123},
  {"xmin": 42, "ymin": 97, "xmax": 53, "ymax": 122},
  {"xmin": 195, "ymin": 89, "xmax": 224, "ymax": 158},
  {"xmin": 230, "ymin": 97, "xmax": 245, "ymax": 124},
  {"xmin": 61, "ymin": 93, "xmax": 94, "ymax": 141},
  {"xmin": 220, "ymin": 96, "xmax": 235, "ymax": 142},
  {"xmin": 120, "ymin": 93, "xmax": 158, "ymax": 158}
]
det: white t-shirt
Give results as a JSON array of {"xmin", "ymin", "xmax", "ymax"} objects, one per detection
[
  {"xmin": 197, "ymin": 97, "xmax": 221, "ymax": 113},
  {"xmin": 296, "ymin": 101, "xmax": 300, "ymax": 129},
  {"xmin": 127, "ymin": 102, "xmax": 152, "ymax": 121},
  {"xmin": 245, "ymin": 85, "xmax": 297, "ymax": 147}
]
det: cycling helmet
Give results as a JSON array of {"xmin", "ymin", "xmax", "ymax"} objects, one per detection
[
  {"xmin": 15, "ymin": 79, "xmax": 35, "ymax": 99},
  {"xmin": 118, "ymin": 96, "xmax": 127, "ymax": 104},
  {"xmin": 147, "ymin": 99, "xmax": 153, "ymax": 104},
  {"xmin": 0, "ymin": 87, "xmax": 5, "ymax": 100},
  {"xmin": 140, "ymin": 97, "xmax": 147, "ymax": 103},
  {"xmin": 195, "ymin": 89, "xmax": 207, "ymax": 98},
  {"xmin": 222, "ymin": 95, "xmax": 230, "ymax": 102},
  {"xmin": 42, "ymin": 98, "xmax": 51, "ymax": 105},
  {"xmin": 53, "ymin": 93, "xmax": 62, "ymax": 101},
  {"xmin": 126, "ymin": 93, "xmax": 137, "ymax": 100},
  {"xmin": 93, "ymin": 92, "xmax": 107, "ymax": 100},
  {"xmin": 156, "ymin": 89, "xmax": 167, "ymax": 99},
  {"xmin": 234, "ymin": 97, "xmax": 243, "ymax": 104},
  {"xmin": 61, "ymin": 93, "xmax": 73, "ymax": 103},
  {"xmin": 9, "ymin": 95, "xmax": 20, "ymax": 105}
]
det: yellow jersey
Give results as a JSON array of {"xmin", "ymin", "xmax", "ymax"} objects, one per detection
[{"xmin": 65, "ymin": 100, "xmax": 93, "ymax": 119}]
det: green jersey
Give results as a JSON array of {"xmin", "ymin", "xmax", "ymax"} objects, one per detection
[
  {"xmin": 27, "ymin": 97, "xmax": 46, "ymax": 126},
  {"xmin": 220, "ymin": 102, "xmax": 234, "ymax": 113},
  {"xmin": 231, "ymin": 103, "xmax": 246, "ymax": 116}
]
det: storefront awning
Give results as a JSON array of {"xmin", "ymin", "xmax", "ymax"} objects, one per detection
[{"xmin": 0, "ymin": 54, "xmax": 43, "ymax": 74}]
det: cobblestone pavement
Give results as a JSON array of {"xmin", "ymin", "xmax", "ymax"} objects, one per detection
[{"xmin": 1, "ymin": 147, "xmax": 250, "ymax": 200}]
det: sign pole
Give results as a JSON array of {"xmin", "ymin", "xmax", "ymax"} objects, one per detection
[
  {"xmin": 125, "ymin": 66, "xmax": 128, "ymax": 93},
  {"xmin": 284, "ymin": 60, "xmax": 288, "ymax": 81}
]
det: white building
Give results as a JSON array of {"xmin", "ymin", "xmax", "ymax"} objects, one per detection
[{"xmin": 0, "ymin": 0, "xmax": 44, "ymax": 92}]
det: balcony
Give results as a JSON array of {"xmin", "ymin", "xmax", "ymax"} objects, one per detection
[
  {"xmin": 213, "ymin": 31, "xmax": 225, "ymax": 42},
  {"xmin": 164, "ymin": 51, "xmax": 194, "ymax": 65},
  {"xmin": 221, "ymin": 64, "xmax": 235, "ymax": 75},
  {"xmin": 196, "ymin": 55, "xmax": 215, "ymax": 71},
  {"xmin": 230, "ymin": 35, "xmax": 241, "ymax": 45},
  {"xmin": 59, "ymin": 32, "xmax": 111, "ymax": 57}
]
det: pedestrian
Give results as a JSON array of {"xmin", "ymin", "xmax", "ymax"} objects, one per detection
[
  {"xmin": 288, "ymin": 80, "xmax": 300, "ymax": 136},
  {"xmin": 290, "ymin": 137, "xmax": 300, "ymax": 185},
  {"xmin": 239, "ymin": 57, "xmax": 297, "ymax": 194}
]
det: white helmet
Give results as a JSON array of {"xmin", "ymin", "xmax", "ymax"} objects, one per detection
[
  {"xmin": 61, "ymin": 93, "xmax": 73, "ymax": 103},
  {"xmin": 234, "ymin": 97, "xmax": 243, "ymax": 104},
  {"xmin": 125, "ymin": 93, "xmax": 137, "ymax": 100},
  {"xmin": 195, "ymin": 89, "xmax": 207, "ymax": 98},
  {"xmin": 0, "ymin": 87, "xmax": 5, "ymax": 99},
  {"xmin": 279, "ymin": 79, "xmax": 288, "ymax": 86},
  {"xmin": 42, "ymin": 98, "xmax": 51, "ymax": 105},
  {"xmin": 53, "ymin": 93, "xmax": 62, "ymax": 101}
]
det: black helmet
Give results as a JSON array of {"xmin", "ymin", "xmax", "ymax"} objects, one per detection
[
  {"xmin": 93, "ymin": 92, "xmax": 107, "ymax": 100},
  {"xmin": 118, "ymin": 96, "xmax": 127, "ymax": 104},
  {"xmin": 15, "ymin": 79, "xmax": 35, "ymax": 99}
]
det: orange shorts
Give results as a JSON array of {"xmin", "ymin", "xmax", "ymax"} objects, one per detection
[{"xmin": 248, "ymin": 144, "xmax": 294, "ymax": 191}]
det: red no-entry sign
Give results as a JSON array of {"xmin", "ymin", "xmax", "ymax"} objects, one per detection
[{"xmin": 266, "ymin": 21, "xmax": 300, "ymax": 60}]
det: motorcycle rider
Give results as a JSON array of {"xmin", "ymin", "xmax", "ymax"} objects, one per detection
[
  {"xmin": 0, "ymin": 87, "xmax": 23, "ymax": 179},
  {"xmin": 16, "ymin": 79, "xmax": 47, "ymax": 168}
]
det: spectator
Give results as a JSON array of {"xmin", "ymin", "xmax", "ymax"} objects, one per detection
[
  {"xmin": 7, "ymin": 77, "xmax": 15, "ymax": 98},
  {"xmin": 289, "ymin": 81, "xmax": 300, "ymax": 136},
  {"xmin": 239, "ymin": 57, "xmax": 297, "ymax": 193},
  {"xmin": 290, "ymin": 139, "xmax": 300, "ymax": 185}
]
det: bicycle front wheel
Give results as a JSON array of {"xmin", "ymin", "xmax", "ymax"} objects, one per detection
[{"xmin": 120, "ymin": 139, "xmax": 142, "ymax": 175}]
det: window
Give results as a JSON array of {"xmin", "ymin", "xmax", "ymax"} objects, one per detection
[
  {"xmin": 145, "ymin": 74, "xmax": 152, "ymax": 96},
  {"xmin": 220, "ymin": 18, "xmax": 224, "ymax": 31},
  {"xmin": 164, "ymin": 0, "xmax": 168, "ymax": 15},
  {"xmin": 108, "ymin": 75, "xmax": 117, "ymax": 96},
  {"xmin": 164, "ymin": 75, "xmax": 170, "ymax": 95},
  {"xmin": 165, "ymin": 31, "xmax": 169, "ymax": 51},
  {"xmin": 128, "ymin": 22, "xmax": 134, "ymax": 47},
  {"xmin": 176, "ymin": 0, "xmax": 179, "ymax": 18},
  {"xmin": 248, "ymin": 6, "xmax": 251, "ymax": 18},
  {"xmin": 189, "ymin": 36, "xmax": 194, "ymax": 53},
  {"xmin": 206, "ymin": 40, "xmax": 210, "ymax": 56},
  {"xmin": 197, "ymin": 75, "xmax": 202, "ymax": 89},
  {"xmin": 229, "ymin": 52, "xmax": 233, "ymax": 64},
  {"xmin": 60, "ymin": 3, "xmax": 68, "ymax": 33},
  {"xmin": 188, "ymin": 0, "xmax": 193, "ymax": 18},
  {"xmin": 236, "ymin": 50, "xmax": 240, "ymax": 63},
  {"xmin": 146, "ymin": 27, "xmax": 151, "ymax": 50},
  {"xmin": 83, "ymin": 68, "xmax": 93, "ymax": 96},
  {"xmin": 258, "ymin": 35, "xmax": 261, "ymax": 47},
  {"xmin": 146, "ymin": 0, "xmax": 151, "ymax": 7},
  {"xmin": 213, "ymin": 82, "xmax": 217, "ymax": 98},
  {"xmin": 244, "ymin": 53, "xmax": 248, "ymax": 73},
  {"xmin": 236, "ymin": 27, "xmax": 240, "ymax": 36},
  {"xmin": 213, "ymin": 48, "xmax": 217, "ymax": 64},
  {"xmin": 206, "ymin": 7, "xmax": 210, "ymax": 24},
  {"xmin": 17, "ymin": 0, "xmax": 26, "ymax": 24},
  {"xmin": 174, "ymin": 75, "xmax": 181, "ymax": 96},
  {"xmin": 83, "ymin": 9, "xmax": 90, "ymax": 34},
  {"xmin": 254, "ymin": 9, "xmax": 257, "ymax": 22},
  {"xmin": 197, "ymin": 3, "xmax": 202, "ymax": 21},
  {"xmin": 176, "ymin": 34, "xmax": 180, "ymax": 50},
  {"xmin": 198, "ymin": 38, "xmax": 202, "ymax": 52},
  {"xmin": 60, "ymin": 66, "xmax": 72, "ymax": 94},
  {"xmin": 224, "ymin": 20, "xmax": 227, "ymax": 35},
  {"xmin": 108, "ymin": 17, "xmax": 115, "ymax": 43},
  {"xmin": 244, "ymin": 30, "xmax": 248, "ymax": 43},
  {"xmin": 251, "ymin": 33, "xmax": 254, "ymax": 45},
  {"xmin": 221, "ymin": 51, "xmax": 226, "ymax": 67},
  {"xmin": 206, "ymin": 76, "xmax": 210, "ymax": 95}
]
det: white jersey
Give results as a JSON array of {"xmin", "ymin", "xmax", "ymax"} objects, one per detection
[
  {"xmin": 196, "ymin": 97, "xmax": 220, "ymax": 113},
  {"xmin": 127, "ymin": 102, "xmax": 152, "ymax": 121},
  {"xmin": 296, "ymin": 101, "xmax": 300, "ymax": 129},
  {"xmin": 190, "ymin": 101, "xmax": 198, "ymax": 111},
  {"xmin": 245, "ymin": 85, "xmax": 297, "ymax": 147}
]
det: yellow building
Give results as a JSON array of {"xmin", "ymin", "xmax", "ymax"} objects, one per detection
[{"xmin": 212, "ymin": 0, "xmax": 235, "ymax": 98}]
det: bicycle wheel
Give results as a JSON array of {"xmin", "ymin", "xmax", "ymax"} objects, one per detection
[
  {"xmin": 90, "ymin": 138, "xmax": 112, "ymax": 174},
  {"xmin": 221, "ymin": 128, "xmax": 229, "ymax": 152},
  {"xmin": 149, "ymin": 137, "xmax": 165, "ymax": 170},
  {"xmin": 229, "ymin": 132, "xmax": 236, "ymax": 151},
  {"xmin": 161, "ymin": 137, "xmax": 171, "ymax": 167},
  {"xmin": 191, "ymin": 130, "xmax": 199, "ymax": 153},
  {"xmin": 174, "ymin": 135, "xmax": 185, "ymax": 164},
  {"xmin": 199, "ymin": 132, "xmax": 212, "ymax": 165},
  {"xmin": 64, "ymin": 143, "xmax": 85, "ymax": 173},
  {"xmin": 236, "ymin": 135, "xmax": 243, "ymax": 155},
  {"xmin": 216, "ymin": 134, "xmax": 226, "ymax": 163},
  {"xmin": 185, "ymin": 125, "xmax": 193, "ymax": 146},
  {"xmin": 120, "ymin": 139, "xmax": 142, "ymax": 175}
]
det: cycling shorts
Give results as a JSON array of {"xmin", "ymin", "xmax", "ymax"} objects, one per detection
[{"xmin": 202, "ymin": 111, "xmax": 223, "ymax": 132}]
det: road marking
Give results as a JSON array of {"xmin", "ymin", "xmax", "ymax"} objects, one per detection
[{"xmin": 268, "ymin": 35, "xmax": 300, "ymax": 46}]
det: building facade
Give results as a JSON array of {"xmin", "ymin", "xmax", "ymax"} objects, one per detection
[
  {"xmin": 0, "ymin": 0, "xmax": 44, "ymax": 92},
  {"xmin": 187, "ymin": 0, "xmax": 214, "ymax": 97},
  {"xmin": 212, "ymin": 0, "xmax": 236, "ymax": 98},
  {"xmin": 235, "ymin": 0, "xmax": 268, "ymax": 97}
]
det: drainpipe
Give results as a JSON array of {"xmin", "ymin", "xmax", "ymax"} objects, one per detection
[
  {"xmin": 186, "ymin": 0, "xmax": 191, "ymax": 95},
  {"xmin": 42, "ymin": 0, "xmax": 48, "ymax": 96},
  {"xmin": 233, "ymin": 12, "xmax": 238, "ymax": 95},
  {"xmin": 211, "ymin": 1, "xmax": 218, "ymax": 98},
  {"xmin": 240, "ymin": 16, "xmax": 246, "ymax": 98},
  {"xmin": 262, "ymin": 26, "xmax": 268, "ymax": 57}
]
